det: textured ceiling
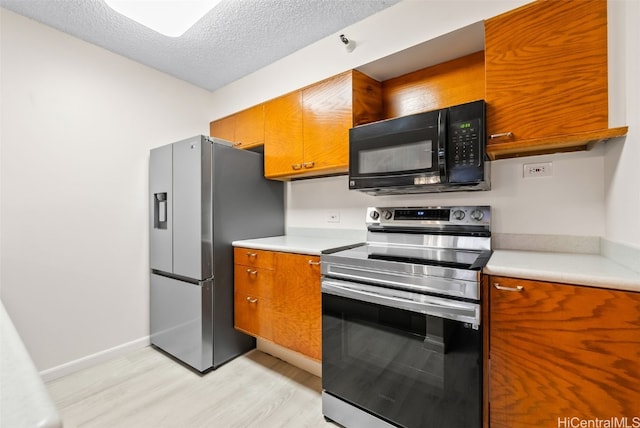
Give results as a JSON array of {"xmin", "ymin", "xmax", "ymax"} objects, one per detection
[{"xmin": 0, "ymin": 0, "xmax": 400, "ymax": 91}]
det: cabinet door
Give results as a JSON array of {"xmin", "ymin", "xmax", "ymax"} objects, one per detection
[
  {"xmin": 489, "ymin": 276, "xmax": 640, "ymax": 428},
  {"xmin": 234, "ymin": 104, "xmax": 264, "ymax": 149},
  {"xmin": 485, "ymin": 0, "xmax": 608, "ymax": 152},
  {"xmin": 273, "ymin": 253, "xmax": 322, "ymax": 360},
  {"xmin": 264, "ymin": 91, "xmax": 303, "ymax": 178},
  {"xmin": 209, "ymin": 115, "xmax": 235, "ymax": 143},
  {"xmin": 302, "ymin": 71, "xmax": 352, "ymax": 175},
  {"xmin": 234, "ymin": 292, "xmax": 273, "ymax": 340}
]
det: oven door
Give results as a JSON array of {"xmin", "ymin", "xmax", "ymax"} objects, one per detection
[
  {"xmin": 321, "ymin": 278, "xmax": 482, "ymax": 428},
  {"xmin": 348, "ymin": 109, "xmax": 446, "ymax": 191}
]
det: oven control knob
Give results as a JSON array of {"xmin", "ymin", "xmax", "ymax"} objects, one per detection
[
  {"xmin": 452, "ymin": 210, "xmax": 465, "ymax": 220},
  {"xmin": 370, "ymin": 210, "xmax": 380, "ymax": 220},
  {"xmin": 382, "ymin": 210, "xmax": 393, "ymax": 220},
  {"xmin": 470, "ymin": 209, "xmax": 484, "ymax": 221}
]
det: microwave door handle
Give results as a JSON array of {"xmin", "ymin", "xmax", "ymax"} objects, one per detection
[{"xmin": 437, "ymin": 110, "xmax": 447, "ymax": 181}]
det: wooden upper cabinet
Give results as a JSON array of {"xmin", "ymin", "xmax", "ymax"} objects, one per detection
[
  {"xmin": 485, "ymin": 0, "xmax": 627, "ymax": 160},
  {"xmin": 489, "ymin": 276, "xmax": 640, "ymax": 428},
  {"xmin": 264, "ymin": 91, "xmax": 304, "ymax": 177},
  {"xmin": 209, "ymin": 104, "xmax": 264, "ymax": 149},
  {"xmin": 209, "ymin": 114, "xmax": 235, "ymax": 143},
  {"xmin": 382, "ymin": 51, "xmax": 485, "ymax": 118},
  {"xmin": 264, "ymin": 70, "xmax": 382, "ymax": 180}
]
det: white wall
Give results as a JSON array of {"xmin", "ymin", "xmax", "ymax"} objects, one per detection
[
  {"xmin": 604, "ymin": 0, "xmax": 640, "ymax": 248},
  {"xmin": 0, "ymin": 9, "xmax": 213, "ymax": 373},
  {"xmin": 287, "ymin": 148, "xmax": 607, "ymax": 237}
]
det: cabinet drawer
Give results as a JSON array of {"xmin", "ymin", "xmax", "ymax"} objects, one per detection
[
  {"xmin": 234, "ymin": 293, "xmax": 273, "ymax": 340},
  {"xmin": 234, "ymin": 265, "xmax": 273, "ymax": 299},
  {"xmin": 234, "ymin": 247, "xmax": 275, "ymax": 269}
]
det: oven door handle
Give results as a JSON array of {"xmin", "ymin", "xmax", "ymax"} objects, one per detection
[{"xmin": 322, "ymin": 279, "xmax": 480, "ymax": 328}]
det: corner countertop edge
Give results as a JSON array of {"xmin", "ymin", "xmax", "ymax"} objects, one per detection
[
  {"xmin": 485, "ymin": 250, "xmax": 640, "ymax": 293},
  {"xmin": 232, "ymin": 235, "xmax": 364, "ymax": 256}
]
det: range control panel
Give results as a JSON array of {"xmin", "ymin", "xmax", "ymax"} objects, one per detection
[{"xmin": 366, "ymin": 206, "xmax": 491, "ymax": 228}]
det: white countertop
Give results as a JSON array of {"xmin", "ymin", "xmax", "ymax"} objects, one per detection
[
  {"xmin": 232, "ymin": 235, "xmax": 363, "ymax": 256},
  {"xmin": 485, "ymin": 250, "xmax": 640, "ymax": 293}
]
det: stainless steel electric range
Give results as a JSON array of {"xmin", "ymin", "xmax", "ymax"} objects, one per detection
[{"xmin": 321, "ymin": 206, "xmax": 491, "ymax": 428}]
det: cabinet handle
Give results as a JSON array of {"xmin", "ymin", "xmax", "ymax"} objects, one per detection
[
  {"xmin": 246, "ymin": 252, "xmax": 257, "ymax": 258},
  {"xmin": 246, "ymin": 269, "xmax": 258, "ymax": 275},
  {"xmin": 308, "ymin": 260, "xmax": 321, "ymax": 266},
  {"xmin": 303, "ymin": 161, "xmax": 315, "ymax": 169},
  {"xmin": 291, "ymin": 163, "xmax": 302, "ymax": 170},
  {"xmin": 493, "ymin": 283, "xmax": 524, "ymax": 292},
  {"xmin": 489, "ymin": 132, "xmax": 514, "ymax": 139},
  {"xmin": 246, "ymin": 297, "xmax": 258, "ymax": 303},
  {"xmin": 232, "ymin": 141, "xmax": 242, "ymax": 147}
]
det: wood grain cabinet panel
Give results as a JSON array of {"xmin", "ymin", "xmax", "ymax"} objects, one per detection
[
  {"xmin": 234, "ymin": 293, "xmax": 273, "ymax": 340},
  {"xmin": 233, "ymin": 247, "xmax": 275, "ymax": 270},
  {"xmin": 382, "ymin": 51, "xmax": 485, "ymax": 118},
  {"xmin": 488, "ymin": 276, "xmax": 640, "ymax": 428},
  {"xmin": 209, "ymin": 114, "xmax": 235, "ymax": 143},
  {"xmin": 264, "ymin": 91, "xmax": 304, "ymax": 177},
  {"xmin": 485, "ymin": 0, "xmax": 627, "ymax": 159},
  {"xmin": 264, "ymin": 70, "xmax": 382, "ymax": 180},
  {"xmin": 209, "ymin": 104, "xmax": 264, "ymax": 149},
  {"xmin": 272, "ymin": 253, "xmax": 322, "ymax": 360},
  {"xmin": 233, "ymin": 247, "xmax": 275, "ymax": 340},
  {"xmin": 233, "ymin": 248, "xmax": 322, "ymax": 360}
]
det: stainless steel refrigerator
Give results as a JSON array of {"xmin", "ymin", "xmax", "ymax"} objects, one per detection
[{"xmin": 149, "ymin": 135, "xmax": 284, "ymax": 372}]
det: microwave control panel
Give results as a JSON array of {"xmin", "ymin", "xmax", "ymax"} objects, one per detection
[
  {"xmin": 446, "ymin": 100, "xmax": 485, "ymax": 184},
  {"xmin": 450, "ymin": 118, "xmax": 481, "ymax": 167}
]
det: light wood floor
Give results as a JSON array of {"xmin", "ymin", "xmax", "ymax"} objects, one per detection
[{"xmin": 46, "ymin": 346, "xmax": 336, "ymax": 428}]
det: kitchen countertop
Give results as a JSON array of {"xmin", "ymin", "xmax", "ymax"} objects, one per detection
[
  {"xmin": 485, "ymin": 250, "xmax": 640, "ymax": 293},
  {"xmin": 232, "ymin": 235, "xmax": 363, "ymax": 256}
]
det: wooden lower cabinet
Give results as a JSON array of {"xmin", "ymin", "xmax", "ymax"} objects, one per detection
[
  {"xmin": 234, "ymin": 248, "xmax": 275, "ymax": 340},
  {"xmin": 272, "ymin": 252, "xmax": 321, "ymax": 360},
  {"xmin": 488, "ymin": 276, "xmax": 640, "ymax": 428},
  {"xmin": 234, "ymin": 247, "xmax": 322, "ymax": 360}
]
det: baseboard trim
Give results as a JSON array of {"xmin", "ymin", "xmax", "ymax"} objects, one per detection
[
  {"xmin": 40, "ymin": 336, "xmax": 150, "ymax": 382},
  {"xmin": 256, "ymin": 339, "xmax": 322, "ymax": 378}
]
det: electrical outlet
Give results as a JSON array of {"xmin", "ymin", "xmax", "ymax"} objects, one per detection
[
  {"xmin": 326, "ymin": 211, "xmax": 340, "ymax": 223},
  {"xmin": 523, "ymin": 162, "xmax": 552, "ymax": 178}
]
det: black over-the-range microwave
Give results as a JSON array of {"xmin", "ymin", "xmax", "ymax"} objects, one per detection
[{"xmin": 348, "ymin": 100, "xmax": 490, "ymax": 195}]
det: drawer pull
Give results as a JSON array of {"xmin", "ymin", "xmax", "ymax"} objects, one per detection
[
  {"xmin": 292, "ymin": 163, "xmax": 302, "ymax": 170},
  {"xmin": 494, "ymin": 283, "xmax": 524, "ymax": 292},
  {"xmin": 246, "ymin": 252, "xmax": 257, "ymax": 258},
  {"xmin": 246, "ymin": 297, "xmax": 258, "ymax": 303},
  {"xmin": 308, "ymin": 260, "xmax": 321, "ymax": 266},
  {"xmin": 246, "ymin": 269, "xmax": 258, "ymax": 275},
  {"xmin": 303, "ymin": 161, "xmax": 315, "ymax": 169},
  {"xmin": 489, "ymin": 132, "xmax": 514, "ymax": 139}
]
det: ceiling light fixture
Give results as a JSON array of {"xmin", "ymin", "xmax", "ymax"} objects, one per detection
[{"xmin": 104, "ymin": 0, "xmax": 221, "ymax": 38}]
